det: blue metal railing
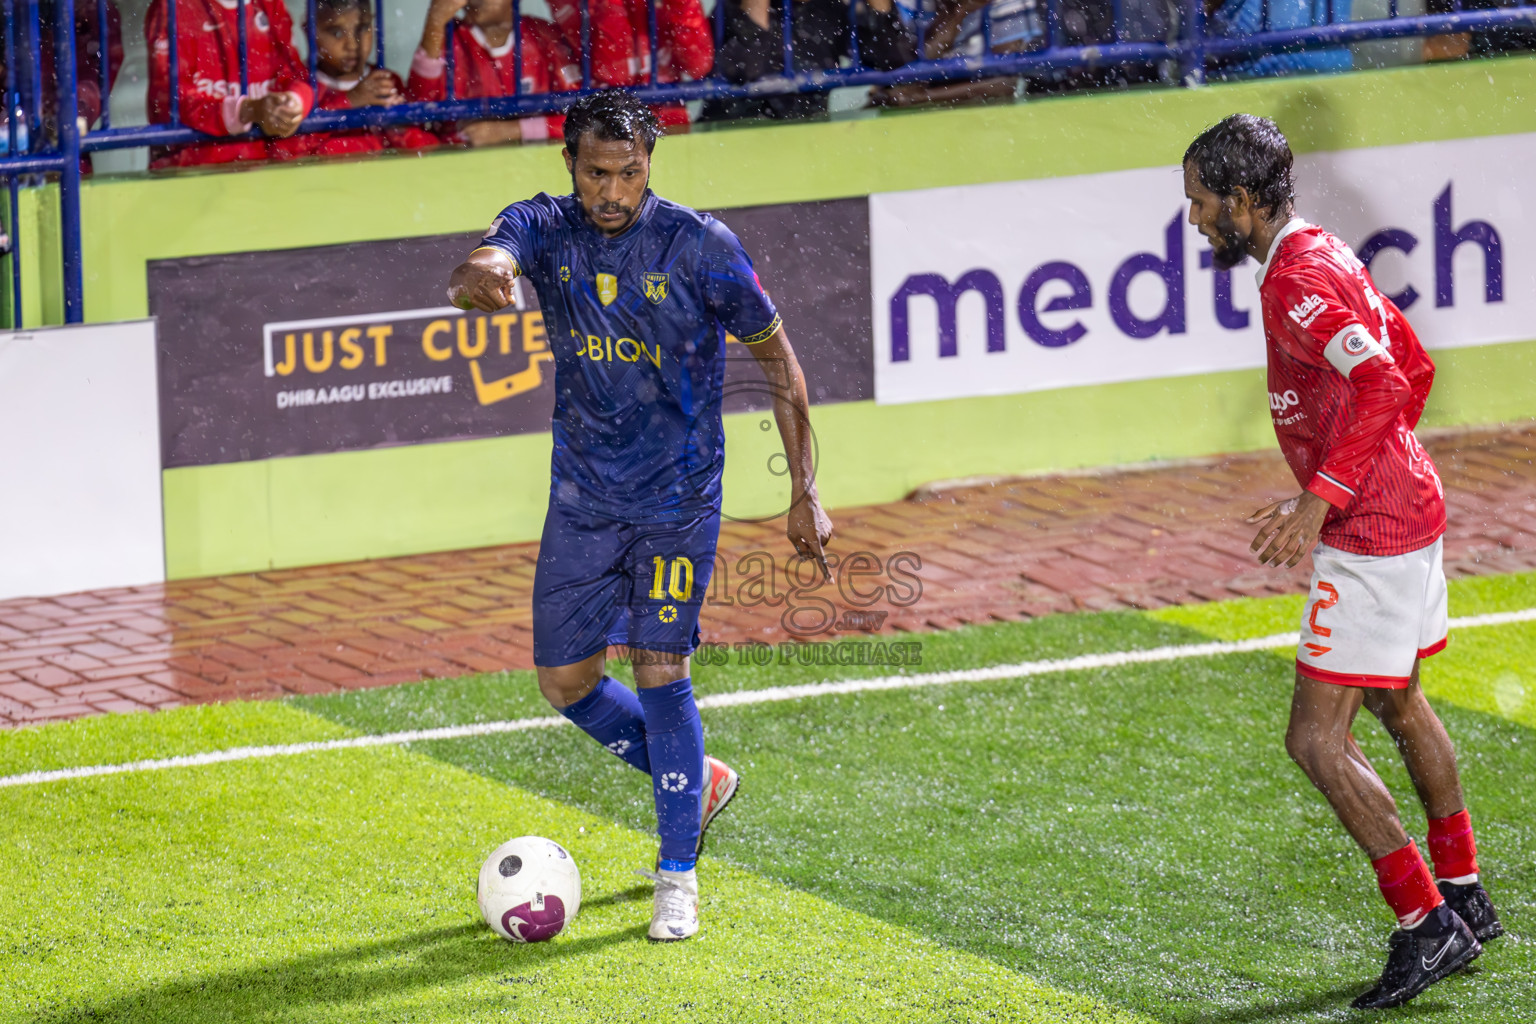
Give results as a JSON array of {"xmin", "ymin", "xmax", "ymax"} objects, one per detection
[
  {"xmin": 3, "ymin": 0, "xmax": 1535, "ymax": 328},
  {"xmin": 2, "ymin": 0, "xmax": 80, "ymax": 327}
]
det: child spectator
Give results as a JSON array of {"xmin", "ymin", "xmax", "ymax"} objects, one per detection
[
  {"xmin": 701, "ymin": 0, "xmax": 915, "ymax": 123},
  {"xmin": 145, "ymin": 0, "xmax": 313, "ymax": 168},
  {"xmin": 407, "ymin": 0, "xmax": 578, "ymax": 147},
  {"xmin": 272, "ymin": 0, "xmax": 438, "ymax": 159},
  {"xmin": 547, "ymin": 0, "xmax": 714, "ymax": 130}
]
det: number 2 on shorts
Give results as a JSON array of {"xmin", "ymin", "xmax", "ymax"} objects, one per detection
[{"xmin": 1309, "ymin": 581, "xmax": 1340, "ymax": 638}]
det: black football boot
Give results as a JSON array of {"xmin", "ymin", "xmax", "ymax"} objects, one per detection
[
  {"xmin": 1438, "ymin": 880, "xmax": 1504, "ymax": 943},
  {"xmin": 1351, "ymin": 904, "xmax": 1481, "ymax": 1010}
]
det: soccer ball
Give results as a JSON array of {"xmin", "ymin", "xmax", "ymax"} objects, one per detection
[{"xmin": 477, "ymin": 836, "xmax": 582, "ymax": 942}]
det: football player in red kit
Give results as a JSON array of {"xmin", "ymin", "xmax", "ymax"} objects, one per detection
[
  {"xmin": 146, "ymin": 0, "xmax": 313, "ymax": 168},
  {"xmin": 1183, "ymin": 114, "xmax": 1501, "ymax": 1010},
  {"xmin": 272, "ymin": 0, "xmax": 438, "ymax": 159},
  {"xmin": 406, "ymin": 0, "xmax": 579, "ymax": 147}
]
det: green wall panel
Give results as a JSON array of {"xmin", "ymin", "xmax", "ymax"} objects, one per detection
[
  {"xmin": 72, "ymin": 55, "xmax": 1535, "ymax": 578},
  {"xmin": 1418, "ymin": 340, "xmax": 1536, "ymax": 430}
]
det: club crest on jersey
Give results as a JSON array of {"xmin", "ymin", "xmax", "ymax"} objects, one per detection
[
  {"xmin": 596, "ymin": 273, "xmax": 618, "ymax": 306},
  {"xmin": 560, "ymin": 265, "xmax": 571, "ymax": 283},
  {"xmin": 1288, "ymin": 294, "xmax": 1324, "ymax": 328},
  {"xmin": 643, "ymin": 273, "xmax": 670, "ymax": 305}
]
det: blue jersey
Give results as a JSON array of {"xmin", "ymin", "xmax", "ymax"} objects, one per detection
[{"xmin": 476, "ymin": 191, "xmax": 780, "ymax": 523}]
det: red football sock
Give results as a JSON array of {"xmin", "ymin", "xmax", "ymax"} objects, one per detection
[
  {"xmin": 1371, "ymin": 840, "xmax": 1444, "ymax": 929},
  {"xmin": 1427, "ymin": 808, "xmax": 1479, "ymax": 883}
]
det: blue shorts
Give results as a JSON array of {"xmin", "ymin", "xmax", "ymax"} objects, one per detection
[{"xmin": 532, "ymin": 503, "xmax": 721, "ymax": 667}]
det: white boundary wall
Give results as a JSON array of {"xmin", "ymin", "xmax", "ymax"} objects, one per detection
[{"xmin": 0, "ymin": 320, "xmax": 165, "ymax": 600}]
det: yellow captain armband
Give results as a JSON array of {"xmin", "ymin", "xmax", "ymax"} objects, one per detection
[
  {"xmin": 739, "ymin": 315, "xmax": 783, "ymax": 346},
  {"xmin": 471, "ymin": 246, "xmax": 520, "ymax": 276}
]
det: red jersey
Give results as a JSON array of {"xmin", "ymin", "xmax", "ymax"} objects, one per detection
[
  {"xmin": 548, "ymin": 0, "xmax": 713, "ymax": 128},
  {"xmin": 1257, "ymin": 220, "xmax": 1445, "ymax": 556},
  {"xmin": 405, "ymin": 19, "xmax": 578, "ymax": 144},
  {"xmin": 271, "ymin": 68, "xmax": 439, "ymax": 160},
  {"xmin": 146, "ymin": 0, "xmax": 315, "ymax": 168}
]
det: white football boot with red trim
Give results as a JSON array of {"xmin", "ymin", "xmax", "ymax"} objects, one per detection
[{"xmin": 697, "ymin": 755, "xmax": 740, "ymax": 854}]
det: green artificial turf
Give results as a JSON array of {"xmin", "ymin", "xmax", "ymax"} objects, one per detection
[
  {"xmin": 0, "ymin": 739, "xmax": 1137, "ymax": 1024},
  {"xmin": 300, "ymin": 608, "xmax": 1210, "ymax": 735},
  {"xmin": 293, "ymin": 572, "xmax": 1536, "ymax": 1023},
  {"xmin": 3, "ymin": 572, "xmax": 1533, "ymax": 1023},
  {"xmin": 0, "ymin": 699, "xmax": 353, "ymax": 777}
]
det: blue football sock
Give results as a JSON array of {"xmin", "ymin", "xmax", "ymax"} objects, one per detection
[
  {"xmin": 557, "ymin": 676, "xmax": 651, "ymax": 775},
  {"xmin": 637, "ymin": 676, "xmax": 704, "ymax": 868}
]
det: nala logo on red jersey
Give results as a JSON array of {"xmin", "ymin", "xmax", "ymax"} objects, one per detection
[{"xmin": 1288, "ymin": 294, "xmax": 1325, "ymax": 329}]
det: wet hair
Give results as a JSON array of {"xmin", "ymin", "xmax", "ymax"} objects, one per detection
[
  {"xmin": 315, "ymin": 0, "xmax": 371, "ymax": 22},
  {"xmin": 562, "ymin": 90, "xmax": 662, "ymax": 158},
  {"xmin": 1184, "ymin": 114, "xmax": 1294, "ymax": 220}
]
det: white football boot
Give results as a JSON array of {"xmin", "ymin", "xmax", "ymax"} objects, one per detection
[{"xmin": 639, "ymin": 867, "xmax": 700, "ymax": 941}]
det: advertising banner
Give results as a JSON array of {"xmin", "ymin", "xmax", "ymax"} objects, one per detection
[
  {"xmin": 871, "ymin": 132, "xmax": 1534, "ymax": 405},
  {"xmin": 149, "ymin": 198, "xmax": 872, "ymax": 468},
  {"xmin": 0, "ymin": 321, "xmax": 164, "ymax": 600}
]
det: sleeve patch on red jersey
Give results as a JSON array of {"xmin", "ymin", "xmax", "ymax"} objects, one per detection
[{"xmin": 1323, "ymin": 324, "xmax": 1391, "ymax": 377}]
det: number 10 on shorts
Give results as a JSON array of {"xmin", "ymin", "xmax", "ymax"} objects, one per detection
[{"xmin": 649, "ymin": 556, "xmax": 694, "ymax": 601}]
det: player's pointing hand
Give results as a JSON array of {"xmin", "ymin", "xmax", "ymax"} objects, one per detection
[
  {"xmin": 448, "ymin": 254, "xmax": 518, "ymax": 312},
  {"xmin": 788, "ymin": 494, "xmax": 834, "ymax": 583}
]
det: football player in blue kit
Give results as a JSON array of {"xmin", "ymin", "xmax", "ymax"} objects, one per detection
[{"xmin": 448, "ymin": 90, "xmax": 833, "ymax": 941}]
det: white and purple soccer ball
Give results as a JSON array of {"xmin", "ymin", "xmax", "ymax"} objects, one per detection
[{"xmin": 477, "ymin": 836, "xmax": 582, "ymax": 942}]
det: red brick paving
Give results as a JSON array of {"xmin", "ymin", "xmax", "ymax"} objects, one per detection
[{"xmin": 2, "ymin": 423, "xmax": 1534, "ymax": 727}]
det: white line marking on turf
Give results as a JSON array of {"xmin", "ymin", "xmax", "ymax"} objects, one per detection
[
  {"xmin": 693, "ymin": 631, "xmax": 1300, "ymax": 709},
  {"xmin": 1441, "ymin": 607, "xmax": 1536, "ymax": 629},
  {"xmin": 3, "ymin": 607, "xmax": 1534, "ymax": 790},
  {"xmin": 0, "ymin": 717, "xmax": 572, "ymax": 789}
]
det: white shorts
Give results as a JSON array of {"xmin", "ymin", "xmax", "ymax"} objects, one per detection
[{"xmin": 1296, "ymin": 537, "xmax": 1448, "ymax": 689}]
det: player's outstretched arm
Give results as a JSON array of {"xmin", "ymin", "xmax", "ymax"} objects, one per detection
[
  {"xmin": 746, "ymin": 326, "xmax": 834, "ymax": 581},
  {"xmin": 448, "ymin": 249, "xmax": 519, "ymax": 312}
]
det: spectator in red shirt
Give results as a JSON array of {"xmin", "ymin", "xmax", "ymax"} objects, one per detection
[
  {"xmin": 547, "ymin": 0, "xmax": 714, "ymax": 130},
  {"xmin": 272, "ymin": 0, "xmax": 438, "ymax": 159},
  {"xmin": 406, "ymin": 0, "xmax": 579, "ymax": 147},
  {"xmin": 145, "ymin": 0, "xmax": 314, "ymax": 168}
]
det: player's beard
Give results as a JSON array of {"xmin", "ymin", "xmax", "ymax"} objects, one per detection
[
  {"xmin": 1208, "ymin": 207, "xmax": 1250, "ymax": 271},
  {"xmin": 576, "ymin": 173, "xmax": 650, "ymax": 236}
]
